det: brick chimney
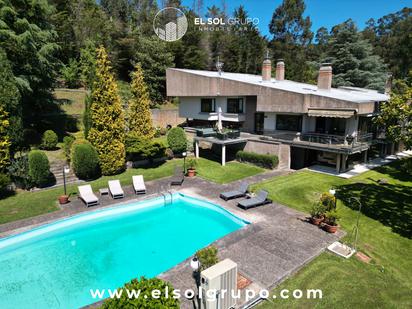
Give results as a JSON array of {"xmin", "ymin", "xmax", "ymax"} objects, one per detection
[
  {"xmin": 317, "ymin": 63, "xmax": 332, "ymax": 90},
  {"xmin": 262, "ymin": 51, "xmax": 272, "ymax": 82},
  {"xmin": 275, "ymin": 59, "xmax": 285, "ymax": 81}
]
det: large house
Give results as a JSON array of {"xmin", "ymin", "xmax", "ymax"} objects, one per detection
[{"xmin": 166, "ymin": 58, "xmax": 400, "ymax": 172}]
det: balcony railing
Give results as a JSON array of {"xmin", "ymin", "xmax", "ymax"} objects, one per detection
[{"xmin": 263, "ymin": 131, "xmax": 374, "ymax": 153}]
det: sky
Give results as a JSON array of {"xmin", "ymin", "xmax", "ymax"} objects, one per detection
[{"xmin": 180, "ymin": 0, "xmax": 411, "ymax": 37}]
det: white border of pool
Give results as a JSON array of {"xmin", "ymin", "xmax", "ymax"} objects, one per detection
[{"xmin": 0, "ymin": 193, "xmax": 249, "ymax": 250}]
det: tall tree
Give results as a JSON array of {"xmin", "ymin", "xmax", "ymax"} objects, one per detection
[
  {"xmin": 88, "ymin": 47, "xmax": 125, "ymax": 175},
  {"xmin": 326, "ymin": 19, "xmax": 387, "ymax": 91},
  {"xmin": 269, "ymin": 0, "xmax": 313, "ymax": 82},
  {"xmin": 375, "ymin": 73, "xmax": 412, "ymax": 149},
  {"xmin": 222, "ymin": 6, "xmax": 265, "ymax": 75},
  {"xmin": 128, "ymin": 64, "xmax": 155, "ymax": 138},
  {"xmin": 132, "ymin": 34, "xmax": 174, "ymax": 105},
  {"xmin": 0, "ymin": 49, "xmax": 22, "ymax": 152},
  {"xmin": 0, "ymin": 0, "xmax": 60, "ymax": 141},
  {"xmin": 362, "ymin": 8, "xmax": 412, "ymax": 79}
]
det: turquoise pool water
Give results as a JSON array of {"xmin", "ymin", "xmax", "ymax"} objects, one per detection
[{"xmin": 0, "ymin": 193, "xmax": 247, "ymax": 309}]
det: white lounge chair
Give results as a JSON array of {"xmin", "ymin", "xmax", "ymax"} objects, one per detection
[
  {"xmin": 132, "ymin": 175, "xmax": 146, "ymax": 195},
  {"xmin": 78, "ymin": 185, "xmax": 99, "ymax": 207},
  {"xmin": 108, "ymin": 180, "xmax": 124, "ymax": 199}
]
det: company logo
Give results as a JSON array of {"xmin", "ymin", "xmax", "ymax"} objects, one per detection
[{"xmin": 153, "ymin": 7, "xmax": 188, "ymax": 42}]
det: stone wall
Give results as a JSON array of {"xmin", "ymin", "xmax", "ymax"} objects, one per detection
[
  {"xmin": 151, "ymin": 108, "xmax": 185, "ymax": 128},
  {"xmin": 243, "ymin": 138, "xmax": 290, "ymax": 169}
]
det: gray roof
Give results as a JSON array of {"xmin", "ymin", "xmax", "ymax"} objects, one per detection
[{"xmin": 171, "ymin": 69, "xmax": 389, "ymax": 104}]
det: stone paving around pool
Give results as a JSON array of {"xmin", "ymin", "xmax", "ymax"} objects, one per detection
[{"xmin": 0, "ymin": 169, "xmax": 343, "ymax": 308}]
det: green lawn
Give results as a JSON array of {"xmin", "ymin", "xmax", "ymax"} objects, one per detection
[
  {"xmin": 195, "ymin": 158, "xmax": 265, "ymax": 184},
  {"xmin": 53, "ymin": 88, "xmax": 87, "ymax": 116},
  {"xmin": 255, "ymin": 159, "xmax": 412, "ymax": 308},
  {"xmin": 0, "ymin": 158, "xmax": 264, "ymax": 225}
]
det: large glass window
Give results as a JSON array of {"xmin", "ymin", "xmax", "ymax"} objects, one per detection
[
  {"xmin": 227, "ymin": 98, "xmax": 244, "ymax": 113},
  {"xmin": 200, "ymin": 98, "xmax": 216, "ymax": 112},
  {"xmin": 276, "ymin": 114, "xmax": 302, "ymax": 131}
]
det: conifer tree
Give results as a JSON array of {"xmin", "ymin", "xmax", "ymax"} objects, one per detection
[
  {"xmin": 0, "ymin": 105, "xmax": 10, "ymax": 171},
  {"xmin": 128, "ymin": 64, "xmax": 155, "ymax": 139},
  {"xmin": 88, "ymin": 47, "xmax": 125, "ymax": 175}
]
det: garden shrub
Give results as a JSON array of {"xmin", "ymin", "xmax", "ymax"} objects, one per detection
[
  {"xmin": 0, "ymin": 173, "xmax": 11, "ymax": 197},
  {"xmin": 7, "ymin": 154, "xmax": 32, "ymax": 189},
  {"xmin": 28, "ymin": 150, "xmax": 51, "ymax": 187},
  {"xmin": 196, "ymin": 246, "xmax": 219, "ymax": 271},
  {"xmin": 126, "ymin": 135, "xmax": 166, "ymax": 162},
  {"xmin": 167, "ymin": 127, "xmax": 187, "ymax": 155},
  {"xmin": 320, "ymin": 192, "xmax": 336, "ymax": 211},
  {"xmin": 236, "ymin": 150, "xmax": 279, "ymax": 169},
  {"xmin": 41, "ymin": 130, "xmax": 58, "ymax": 150},
  {"xmin": 101, "ymin": 277, "xmax": 179, "ymax": 309},
  {"xmin": 60, "ymin": 58, "xmax": 80, "ymax": 88},
  {"xmin": 71, "ymin": 143, "xmax": 100, "ymax": 180},
  {"xmin": 63, "ymin": 135, "xmax": 75, "ymax": 162}
]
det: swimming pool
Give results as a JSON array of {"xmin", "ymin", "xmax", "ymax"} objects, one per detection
[{"xmin": 0, "ymin": 193, "xmax": 248, "ymax": 308}]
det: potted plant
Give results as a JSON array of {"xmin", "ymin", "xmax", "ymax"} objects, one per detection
[
  {"xmin": 323, "ymin": 210, "xmax": 340, "ymax": 233},
  {"xmin": 309, "ymin": 203, "xmax": 326, "ymax": 225},
  {"xmin": 187, "ymin": 158, "xmax": 198, "ymax": 177},
  {"xmin": 58, "ymin": 194, "xmax": 70, "ymax": 204}
]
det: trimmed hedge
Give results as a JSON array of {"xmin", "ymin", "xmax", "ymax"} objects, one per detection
[
  {"xmin": 41, "ymin": 130, "xmax": 58, "ymax": 150},
  {"xmin": 125, "ymin": 136, "xmax": 166, "ymax": 162},
  {"xmin": 72, "ymin": 143, "xmax": 100, "ymax": 180},
  {"xmin": 101, "ymin": 277, "xmax": 179, "ymax": 309},
  {"xmin": 167, "ymin": 127, "xmax": 187, "ymax": 155},
  {"xmin": 63, "ymin": 135, "xmax": 75, "ymax": 162},
  {"xmin": 236, "ymin": 150, "xmax": 279, "ymax": 169},
  {"xmin": 28, "ymin": 150, "xmax": 51, "ymax": 187}
]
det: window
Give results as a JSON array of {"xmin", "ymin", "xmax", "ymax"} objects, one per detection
[
  {"xmin": 227, "ymin": 98, "xmax": 244, "ymax": 113},
  {"xmin": 276, "ymin": 114, "xmax": 302, "ymax": 131},
  {"xmin": 200, "ymin": 98, "xmax": 216, "ymax": 112}
]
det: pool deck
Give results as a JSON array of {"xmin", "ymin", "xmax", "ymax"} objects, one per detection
[{"xmin": 0, "ymin": 170, "xmax": 343, "ymax": 308}]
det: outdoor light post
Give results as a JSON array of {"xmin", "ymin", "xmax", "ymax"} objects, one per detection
[
  {"xmin": 190, "ymin": 256, "xmax": 201, "ymax": 307},
  {"xmin": 182, "ymin": 152, "xmax": 187, "ymax": 175},
  {"xmin": 329, "ymin": 188, "xmax": 337, "ymax": 209},
  {"xmin": 63, "ymin": 165, "xmax": 70, "ymax": 196}
]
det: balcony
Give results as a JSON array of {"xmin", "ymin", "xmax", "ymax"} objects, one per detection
[{"xmin": 262, "ymin": 131, "xmax": 374, "ymax": 154}]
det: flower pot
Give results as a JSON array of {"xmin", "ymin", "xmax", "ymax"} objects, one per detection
[
  {"xmin": 58, "ymin": 195, "xmax": 69, "ymax": 205},
  {"xmin": 310, "ymin": 216, "xmax": 324, "ymax": 226},
  {"xmin": 187, "ymin": 169, "xmax": 196, "ymax": 177},
  {"xmin": 323, "ymin": 223, "xmax": 339, "ymax": 233}
]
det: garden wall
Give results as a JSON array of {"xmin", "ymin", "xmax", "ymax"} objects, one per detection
[{"xmin": 151, "ymin": 109, "xmax": 185, "ymax": 128}]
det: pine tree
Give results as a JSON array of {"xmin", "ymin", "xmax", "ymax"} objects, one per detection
[
  {"xmin": 0, "ymin": 49, "xmax": 22, "ymax": 153},
  {"xmin": 128, "ymin": 64, "xmax": 155, "ymax": 138},
  {"xmin": 326, "ymin": 19, "xmax": 387, "ymax": 91},
  {"xmin": 268, "ymin": 0, "xmax": 313, "ymax": 82},
  {"xmin": 88, "ymin": 47, "xmax": 125, "ymax": 175},
  {"xmin": 0, "ymin": 105, "xmax": 10, "ymax": 171}
]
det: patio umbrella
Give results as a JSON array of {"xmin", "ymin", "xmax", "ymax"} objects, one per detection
[{"xmin": 217, "ymin": 107, "xmax": 223, "ymax": 132}]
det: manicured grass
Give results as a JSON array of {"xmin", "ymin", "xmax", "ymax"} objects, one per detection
[
  {"xmin": 196, "ymin": 158, "xmax": 264, "ymax": 184},
  {"xmin": 255, "ymin": 159, "xmax": 412, "ymax": 308},
  {"xmin": 0, "ymin": 160, "xmax": 181, "ymax": 225},
  {"xmin": 53, "ymin": 88, "xmax": 87, "ymax": 116}
]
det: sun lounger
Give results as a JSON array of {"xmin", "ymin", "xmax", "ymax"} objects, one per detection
[
  {"xmin": 78, "ymin": 185, "xmax": 99, "ymax": 207},
  {"xmin": 132, "ymin": 175, "xmax": 146, "ymax": 195},
  {"xmin": 238, "ymin": 190, "xmax": 271, "ymax": 210},
  {"xmin": 220, "ymin": 182, "xmax": 249, "ymax": 201},
  {"xmin": 108, "ymin": 180, "xmax": 124, "ymax": 199},
  {"xmin": 170, "ymin": 166, "xmax": 184, "ymax": 186}
]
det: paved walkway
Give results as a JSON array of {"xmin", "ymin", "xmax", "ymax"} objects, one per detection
[
  {"xmin": 308, "ymin": 150, "xmax": 412, "ymax": 179},
  {"xmin": 0, "ymin": 168, "xmax": 343, "ymax": 309}
]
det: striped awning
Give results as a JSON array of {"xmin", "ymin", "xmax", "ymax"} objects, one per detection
[{"xmin": 308, "ymin": 109, "xmax": 355, "ymax": 118}]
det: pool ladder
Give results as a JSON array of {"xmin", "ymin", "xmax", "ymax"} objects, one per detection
[{"xmin": 160, "ymin": 190, "xmax": 173, "ymax": 206}]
